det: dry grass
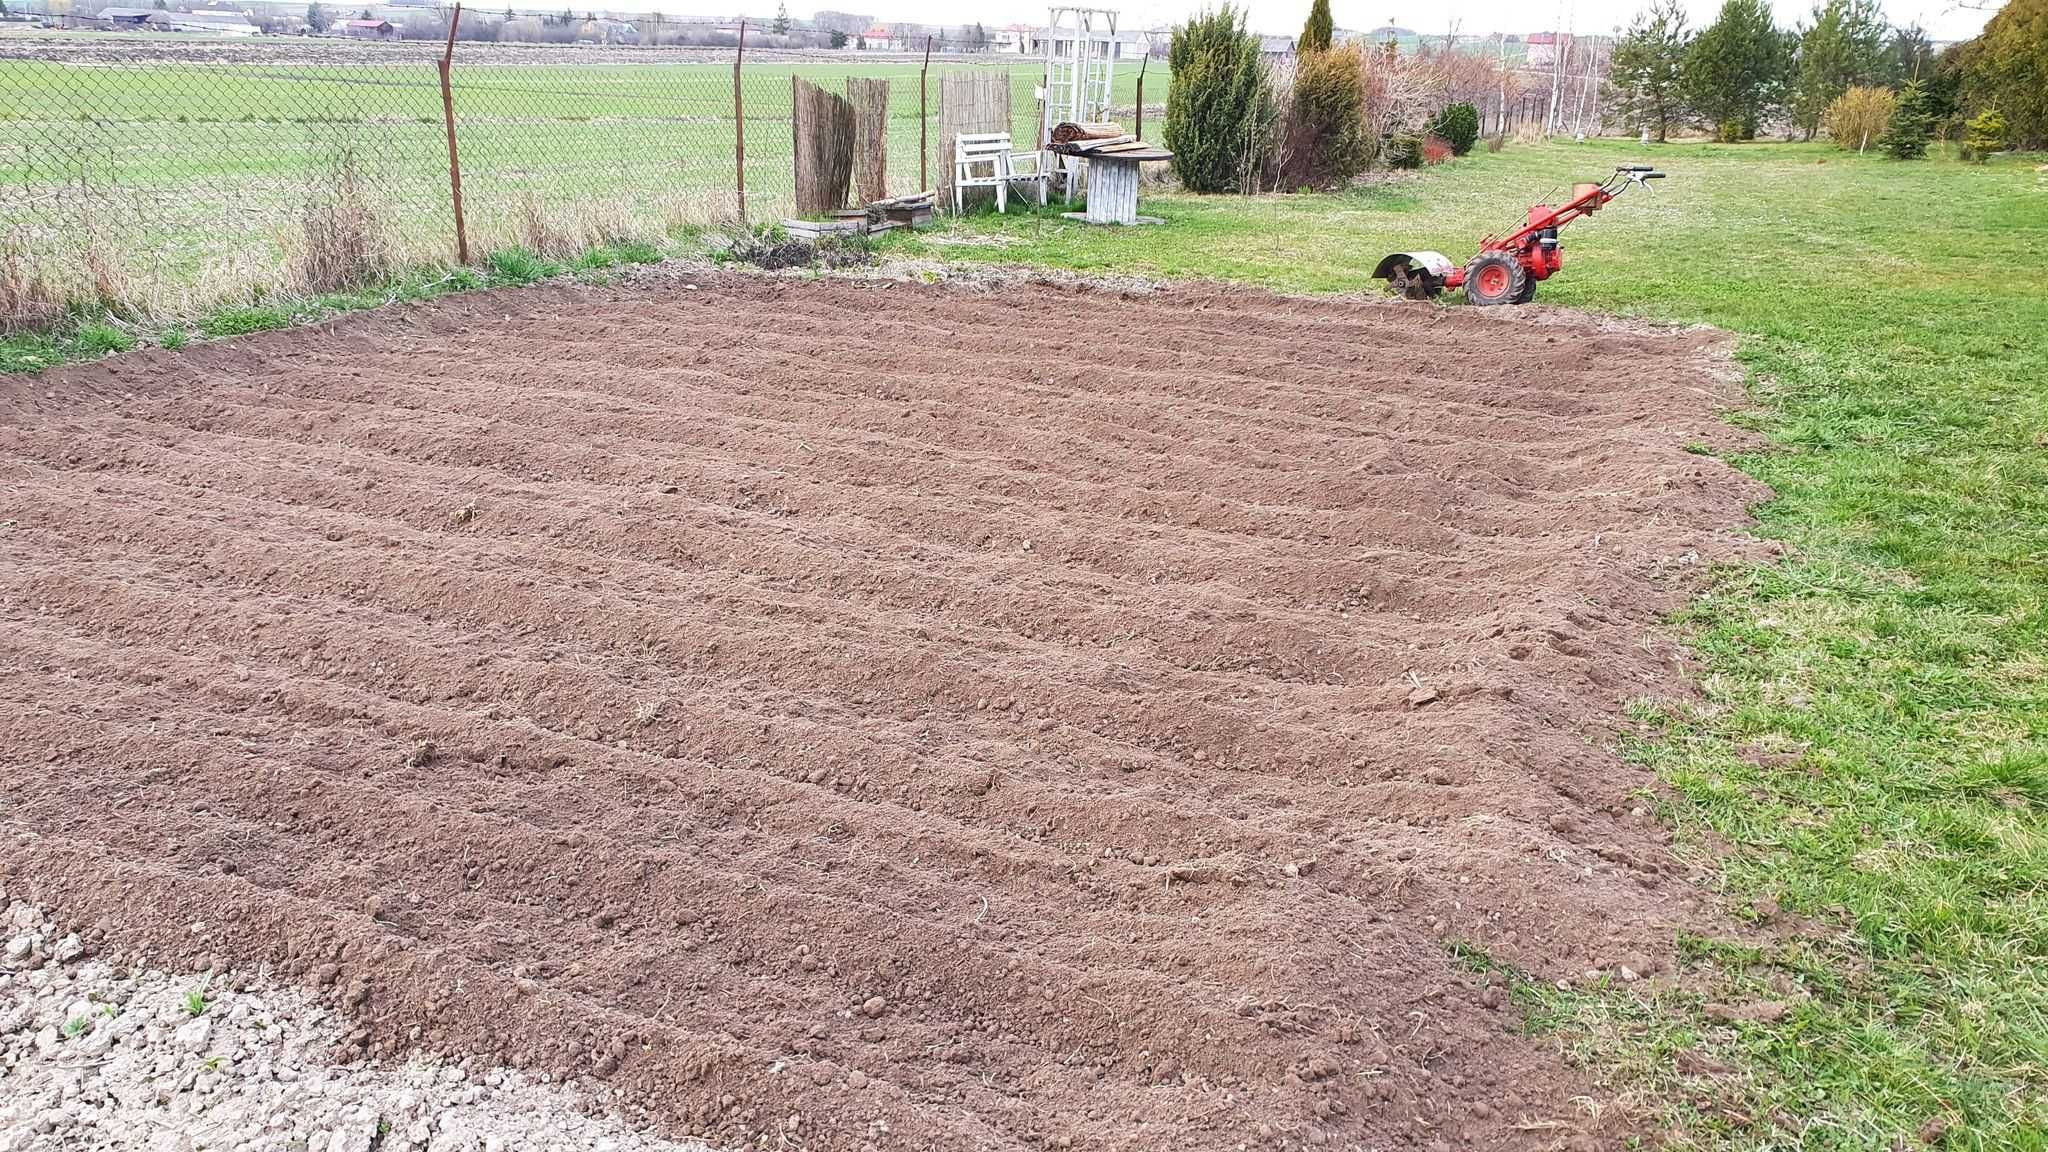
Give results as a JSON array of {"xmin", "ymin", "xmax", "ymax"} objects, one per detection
[
  {"xmin": 514, "ymin": 193, "xmax": 576, "ymax": 260},
  {"xmin": 79, "ymin": 238, "xmax": 135, "ymax": 318},
  {"xmin": 1, "ymin": 237, "xmax": 66, "ymax": 334},
  {"xmin": 2, "ymin": 207, "xmax": 149, "ymax": 332},
  {"xmin": 1824, "ymin": 87, "xmax": 1896, "ymax": 153},
  {"xmin": 292, "ymin": 148, "xmax": 393, "ymax": 295}
]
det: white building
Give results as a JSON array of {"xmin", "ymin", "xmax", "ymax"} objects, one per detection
[
  {"xmin": 856, "ymin": 23, "xmax": 901, "ymax": 49},
  {"xmin": 171, "ymin": 9, "xmax": 261, "ymax": 35}
]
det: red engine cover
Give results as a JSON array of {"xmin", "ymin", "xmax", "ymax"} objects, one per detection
[{"xmin": 1520, "ymin": 244, "xmax": 1564, "ymax": 281}]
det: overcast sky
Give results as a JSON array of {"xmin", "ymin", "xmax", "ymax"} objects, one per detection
[{"xmin": 772, "ymin": 0, "xmax": 2000, "ymax": 44}]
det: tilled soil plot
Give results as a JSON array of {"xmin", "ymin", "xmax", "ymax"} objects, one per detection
[{"xmin": 0, "ymin": 275, "xmax": 1766, "ymax": 1151}]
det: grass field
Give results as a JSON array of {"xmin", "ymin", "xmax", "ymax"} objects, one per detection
[
  {"xmin": 0, "ymin": 36, "xmax": 1166, "ymax": 311},
  {"xmin": 893, "ymin": 141, "xmax": 2048, "ymax": 1149}
]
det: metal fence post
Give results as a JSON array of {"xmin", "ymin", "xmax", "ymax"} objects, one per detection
[
  {"xmin": 1135, "ymin": 55, "xmax": 1146, "ymax": 142},
  {"xmin": 919, "ymin": 36, "xmax": 931, "ymax": 192},
  {"xmin": 733, "ymin": 22, "xmax": 747, "ymax": 224},
  {"xmin": 436, "ymin": 4, "xmax": 469, "ymax": 264}
]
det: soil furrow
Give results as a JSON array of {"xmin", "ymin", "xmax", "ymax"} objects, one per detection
[{"xmin": 0, "ymin": 274, "xmax": 1768, "ymax": 1151}]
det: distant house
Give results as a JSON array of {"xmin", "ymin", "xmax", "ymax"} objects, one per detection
[
  {"xmin": 168, "ymin": 9, "xmax": 261, "ymax": 35},
  {"xmin": 1525, "ymin": 31, "xmax": 1559, "ymax": 67},
  {"xmin": 856, "ymin": 24, "xmax": 900, "ymax": 50},
  {"xmin": 98, "ymin": 7, "xmax": 170, "ymax": 30},
  {"xmin": 342, "ymin": 18, "xmax": 397, "ymax": 39},
  {"xmin": 1259, "ymin": 34, "xmax": 1295, "ymax": 61}
]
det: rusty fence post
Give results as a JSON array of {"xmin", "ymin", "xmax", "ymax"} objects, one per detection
[
  {"xmin": 733, "ymin": 21, "xmax": 746, "ymax": 223},
  {"xmin": 1135, "ymin": 55, "xmax": 1147, "ymax": 142},
  {"xmin": 437, "ymin": 4, "xmax": 469, "ymax": 264},
  {"xmin": 919, "ymin": 36, "xmax": 931, "ymax": 192}
]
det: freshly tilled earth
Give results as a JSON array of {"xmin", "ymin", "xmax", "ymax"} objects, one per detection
[{"xmin": 0, "ymin": 275, "xmax": 1766, "ymax": 1150}]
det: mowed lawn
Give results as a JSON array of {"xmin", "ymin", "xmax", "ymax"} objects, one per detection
[{"xmin": 898, "ymin": 143, "xmax": 2048, "ymax": 1149}]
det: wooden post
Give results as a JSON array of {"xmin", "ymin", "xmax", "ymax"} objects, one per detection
[
  {"xmin": 733, "ymin": 21, "xmax": 746, "ymax": 222},
  {"xmin": 436, "ymin": 4, "xmax": 468, "ymax": 264},
  {"xmin": 919, "ymin": 36, "xmax": 931, "ymax": 192},
  {"xmin": 1134, "ymin": 56, "xmax": 1146, "ymax": 141}
]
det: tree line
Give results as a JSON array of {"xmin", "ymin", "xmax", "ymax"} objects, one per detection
[{"xmin": 1610, "ymin": 0, "xmax": 2044, "ymax": 154}]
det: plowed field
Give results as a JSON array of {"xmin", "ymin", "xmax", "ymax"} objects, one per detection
[{"xmin": 0, "ymin": 275, "xmax": 1765, "ymax": 1150}]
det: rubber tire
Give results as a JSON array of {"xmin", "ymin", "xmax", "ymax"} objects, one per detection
[
  {"xmin": 1513, "ymin": 275, "xmax": 1538, "ymax": 304},
  {"xmin": 1463, "ymin": 252, "xmax": 1526, "ymax": 307}
]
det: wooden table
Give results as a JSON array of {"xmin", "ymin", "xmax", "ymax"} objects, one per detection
[{"xmin": 1053, "ymin": 142, "xmax": 1172, "ymax": 226}]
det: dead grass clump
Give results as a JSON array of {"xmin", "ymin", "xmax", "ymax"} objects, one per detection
[
  {"xmin": 727, "ymin": 231, "xmax": 875, "ymax": 272},
  {"xmin": 79, "ymin": 237, "xmax": 137, "ymax": 318},
  {"xmin": 1824, "ymin": 86, "xmax": 1895, "ymax": 153},
  {"xmin": 1, "ymin": 238, "xmax": 65, "ymax": 333},
  {"xmin": 294, "ymin": 148, "xmax": 392, "ymax": 294},
  {"xmin": 515, "ymin": 192, "xmax": 576, "ymax": 260},
  {"xmin": 578, "ymin": 198, "xmax": 650, "ymax": 249},
  {"xmin": 2, "ymin": 217, "xmax": 145, "ymax": 331}
]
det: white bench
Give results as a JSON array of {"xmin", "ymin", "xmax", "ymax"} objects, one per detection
[{"xmin": 952, "ymin": 132, "xmax": 1050, "ymax": 214}]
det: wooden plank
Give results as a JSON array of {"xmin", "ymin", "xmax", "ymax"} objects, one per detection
[{"xmin": 1060, "ymin": 135, "xmax": 1138, "ymax": 153}]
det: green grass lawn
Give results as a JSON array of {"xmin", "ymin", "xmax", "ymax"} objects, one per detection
[{"xmin": 895, "ymin": 141, "xmax": 2048, "ymax": 1149}]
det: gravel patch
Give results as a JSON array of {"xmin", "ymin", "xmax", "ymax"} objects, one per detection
[{"xmin": 0, "ymin": 897, "xmax": 713, "ymax": 1152}]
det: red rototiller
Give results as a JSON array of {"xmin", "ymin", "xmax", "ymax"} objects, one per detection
[{"xmin": 1373, "ymin": 165, "xmax": 1666, "ymax": 306}]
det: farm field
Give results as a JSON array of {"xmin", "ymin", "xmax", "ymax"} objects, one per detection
[
  {"xmin": 0, "ymin": 275, "xmax": 1761, "ymax": 1148},
  {"xmin": 0, "ymin": 32, "xmax": 1167, "ymax": 301},
  {"xmin": 896, "ymin": 141, "xmax": 2048, "ymax": 1147}
]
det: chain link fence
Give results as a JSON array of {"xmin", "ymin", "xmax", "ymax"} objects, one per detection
[{"xmin": 0, "ymin": 29, "xmax": 1164, "ymax": 327}]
